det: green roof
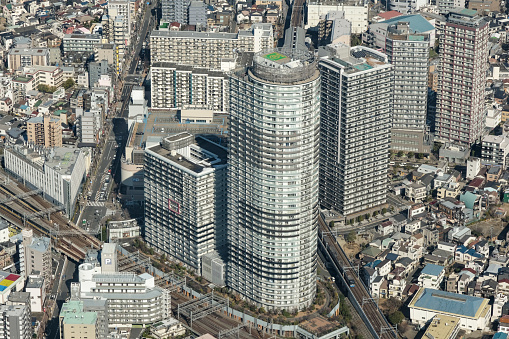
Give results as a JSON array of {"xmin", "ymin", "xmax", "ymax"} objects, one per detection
[
  {"xmin": 62, "ymin": 312, "xmax": 97, "ymax": 325},
  {"xmin": 409, "ymin": 35, "xmax": 425, "ymax": 41},
  {"xmin": 34, "ymin": 100, "xmax": 42, "ymax": 107},
  {"xmin": 457, "ymin": 8, "xmax": 477, "ymax": 16},
  {"xmin": 382, "ymin": 14, "xmax": 435, "ymax": 33},
  {"xmin": 54, "ymin": 109, "xmax": 67, "ymax": 116},
  {"xmin": 160, "ymin": 23, "xmax": 169, "ymax": 28},
  {"xmin": 263, "ymin": 52, "xmax": 288, "ymax": 61},
  {"xmin": 362, "ymin": 246, "xmax": 381, "ymax": 257}
]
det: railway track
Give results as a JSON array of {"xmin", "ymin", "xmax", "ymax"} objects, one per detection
[
  {"xmin": 318, "ymin": 217, "xmax": 396, "ymax": 339},
  {"xmin": 0, "ymin": 181, "xmax": 101, "ymax": 260},
  {"xmin": 170, "ymin": 292, "xmax": 264, "ymax": 339},
  {"xmin": 290, "ymin": 0, "xmax": 305, "ymax": 28}
]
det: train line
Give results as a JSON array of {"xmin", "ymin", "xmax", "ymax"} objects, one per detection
[
  {"xmin": 0, "ymin": 180, "xmax": 101, "ymax": 260},
  {"xmin": 290, "ymin": 0, "xmax": 305, "ymax": 28},
  {"xmin": 318, "ymin": 216, "xmax": 396, "ymax": 339},
  {"xmin": 170, "ymin": 292, "xmax": 263, "ymax": 339}
]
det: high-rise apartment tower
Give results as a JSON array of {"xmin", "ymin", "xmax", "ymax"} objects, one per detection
[
  {"xmin": 319, "ymin": 43, "xmax": 393, "ymax": 218},
  {"xmin": 385, "ymin": 22, "xmax": 430, "ymax": 153},
  {"xmin": 228, "ymin": 49, "xmax": 320, "ymax": 310},
  {"xmin": 435, "ymin": 10, "xmax": 488, "ymax": 146}
]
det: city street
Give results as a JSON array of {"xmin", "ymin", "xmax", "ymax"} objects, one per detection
[
  {"xmin": 45, "ymin": 259, "xmax": 78, "ymax": 339},
  {"xmin": 75, "ymin": 1, "xmax": 156, "ymax": 229}
]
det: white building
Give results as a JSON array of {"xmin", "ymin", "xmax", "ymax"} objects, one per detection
[
  {"xmin": 409, "ymin": 288, "xmax": 491, "ymax": 332},
  {"xmin": 79, "ymin": 110, "xmax": 102, "ymax": 145},
  {"xmin": 389, "ymin": 0, "xmax": 428, "ymax": 13},
  {"xmin": 228, "ymin": 48, "xmax": 320, "ymax": 311},
  {"xmin": 107, "ymin": 219, "xmax": 140, "ymax": 242},
  {"xmin": 150, "ymin": 64, "xmax": 229, "ymax": 112},
  {"xmin": 145, "ymin": 133, "xmax": 228, "ymax": 273},
  {"xmin": 481, "ymin": 133, "xmax": 509, "ymax": 169},
  {"xmin": 150, "ymin": 24, "xmax": 273, "ymax": 71},
  {"xmin": 306, "ymin": 1, "xmax": 368, "ymax": 34},
  {"xmin": 78, "ymin": 264, "xmax": 170, "ymax": 328},
  {"xmin": 25, "ymin": 275, "xmax": 44, "ymax": 313},
  {"xmin": 4, "ymin": 145, "xmax": 87, "ymax": 216},
  {"xmin": 418, "ymin": 264, "xmax": 445, "ymax": 290},
  {"xmin": 466, "ymin": 158, "xmax": 481, "ymax": 179}
]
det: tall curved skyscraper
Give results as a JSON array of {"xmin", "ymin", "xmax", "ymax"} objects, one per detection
[{"xmin": 227, "ymin": 49, "xmax": 320, "ymax": 311}]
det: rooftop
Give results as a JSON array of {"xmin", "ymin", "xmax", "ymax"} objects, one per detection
[
  {"xmin": 423, "ymin": 315, "xmax": 460, "ymax": 339},
  {"xmin": 409, "ymin": 288, "xmax": 489, "ymax": 319},
  {"xmin": 420, "ymin": 264, "xmax": 444, "ymax": 277},
  {"xmin": 379, "ymin": 14, "xmax": 435, "ymax": 33},
  {"xmin": 146, "ymin": 135, "xmax": 228, "ymax": 175}
]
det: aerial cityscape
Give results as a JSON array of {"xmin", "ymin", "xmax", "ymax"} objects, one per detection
[{"xmin": 0, "ymin": 0, "xmax": 507, "ymax": 337}]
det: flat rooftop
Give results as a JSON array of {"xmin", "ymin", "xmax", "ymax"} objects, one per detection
[
  {"xmin": 423, "ymin": 315, "xmax": 460, "ymax": 339},
  {"xmin": 147, "ymin": 135, "xmax": 227, "ymax": 174}
]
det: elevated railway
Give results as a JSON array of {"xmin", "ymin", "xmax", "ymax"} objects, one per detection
[{"xmin": 318, "ymin": 216, "xmax": 396, "ymax": 339}]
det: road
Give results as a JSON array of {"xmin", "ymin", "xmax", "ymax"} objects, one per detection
[
  {"xmin": 76, "ymin": 2, "xmax": 156, "ymax": 229},
  {"xmin": 45, "ymin": 260, "xmax": 78, "ymax": 339}
]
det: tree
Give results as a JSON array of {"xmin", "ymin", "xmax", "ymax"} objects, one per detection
[
  {"xmin": 417, "ymin": 153, "xmax": 424, "ymax": 160},
  {"xmin": 351, "ymin": 34, "xmax": 362, "ymax": 46},
  {"xmin": 259, "ymin": 307, "xmax": 266, "ymax": 314},
  {"xmin": 63, "ymin": 78, "xmax": 75, "ymax": 89},
  {"xmin": 407, "ymin": 152, "xmax": 414, "ymax": 158},
  {"xmin": 372, "ymin": 210, "xmax": 378, "ymax": 217},
  {"xmin": 382, "ymin": 207, "xmax": 388, "ymax": 214},
  {"xmin": 329, "ymin": 221, "xmax": 335, "ymax": 228},
  {"xmin": 397, "ymin": 151, "xmax": 404, "ymax": 157},
  {"xmin": 349, "ymin": 219, "xmax": 354, "ymax": 225},
  {"xmin": 388, "ymin": 311, "xmax": 404, "ymax": 325},
  {"xmin": 364, "ymin": 213, "xmax": 370, "ymax": 220},
  {"xmin": 37, "ymin": 84, "xmax": 57, "ymax": 93},
  {"xmin": 346, "ymin": 231, "xmax": 356, "ymax": 243}
]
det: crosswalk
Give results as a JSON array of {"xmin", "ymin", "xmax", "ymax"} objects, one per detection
[{"xmin": 87, "ymin": 201, "xmax": 105, "ymax": 207}]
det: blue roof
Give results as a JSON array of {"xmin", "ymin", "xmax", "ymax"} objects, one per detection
[
  {"xmin": 365, "ymin": 259, "xmax": 382, "ymax": 269},
  {"xmin": 382, "ymin": 14, "xmax": 435, "ymax": 33},
  {"xmin": 456, "ymin": 245, "xmax": 482, "ymax": 258},
  {"xmin": 20, "ymin": 104, "xmax": 28, "ymax": 110},
  {"xmin": 421, "ymin": 264, "xmax": 444, "ymax": 277},
  {"xmin": 413, "ymin": 288, "xmax": 486, "ymax": 318},
  {"xmin": 386, "ymin": 253, "xmax": 399, "ymax": 261},
  {"xmin": 494, "ymin": 333, "xmax": 509, "ymax": 339}
]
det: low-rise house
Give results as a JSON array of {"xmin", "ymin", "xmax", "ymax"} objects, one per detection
[
  {"xmin": 377, "ymin": 221, "xmax": 394, "ymax": 236},
  {"xmin": 437, "ymin": 182, "xmax": 462, "ymax": 199},
  {"xmin": 408, "ymin": 203, "xmax": 426, "ymax": 219},
  {"xmin": 447, "ymin": 273, "xmax": 458, "ymax": 292},
  {"xmin": 438, "ymin": 241, "xmax": 456, "ymax": 253},
  {"xmin": 492, "ymin": 294, "xmax": 508, "ymax": 321},
  {"xmin": 418, "ymin": 264, "xmax": 445, "ymax": 290},
  {"xmin": 455, "ymin": 245, "xmax": 483, "ymax": 263},
  {"xmin": 388, "ymin": 276, "xmax": 407, "ymax": 299},
  {"xmin": 487, "ymin": 166, "xmax": 503, "ymax": 182},
  {"xmin": 370, "ymin": 276, "xmax": 385, "ymax": 298},
  {"xmin": 482, "ymin": 279, "xmax": 499, "ymax": 298},
  {"xmin": 406, "ymin": 182, "xmax": 427, "ymax": 202},
  {"xmin": 458, "ymin": 270, "xmax": 476, "ymax": 294},
  {"xmin": 395, "ymin": 256, "xmax": 416, "ymax": 273},
  {"xmin": 405, "ymin": 220, "xmax": 422, "ymax": 234},
  {"xmin": 501, "ymin": 315, "xmax": 509, "ymax": 333}
]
